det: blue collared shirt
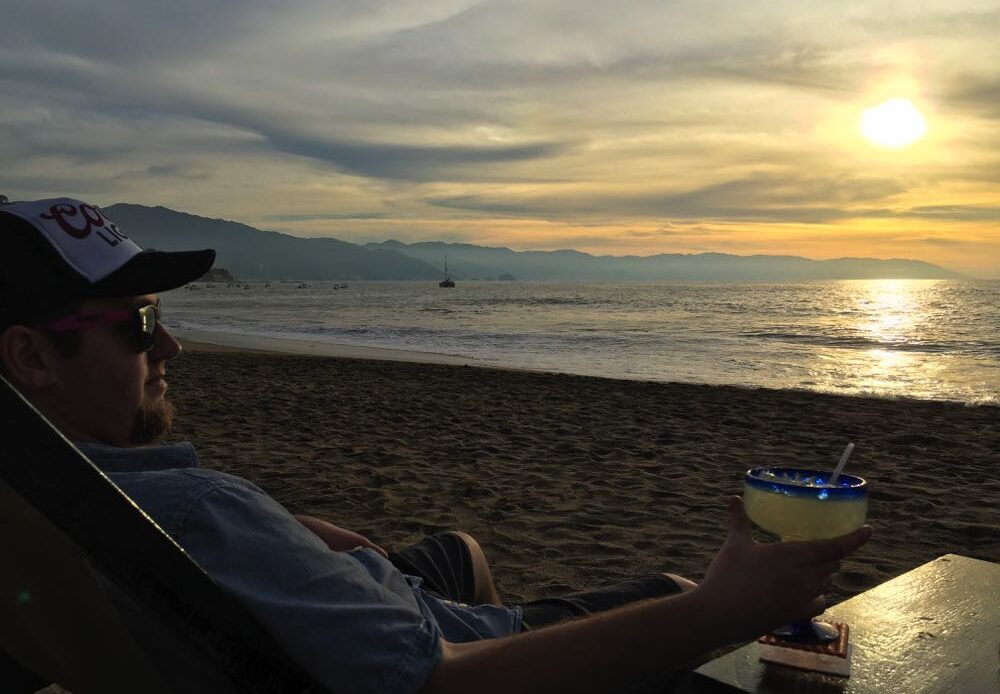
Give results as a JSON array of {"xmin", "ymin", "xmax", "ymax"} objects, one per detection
[{"xmin": 78, "ymin": 441, "xmax": 522, "ymax": 694}]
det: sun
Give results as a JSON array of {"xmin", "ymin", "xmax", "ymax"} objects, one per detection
[{"xmin": 860, "ymin": 98, "xmax": 928, "ymax": 149}]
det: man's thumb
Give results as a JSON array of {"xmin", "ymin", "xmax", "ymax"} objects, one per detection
[{"xmin": 726, "ymin": 495, "xmax": 753, "ymax": 541}]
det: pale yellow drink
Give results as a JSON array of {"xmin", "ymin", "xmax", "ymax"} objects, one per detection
[
  {"xmin": 743, "ymin": 466, "xmax": 868, "ymax": 642},
  {"xmin": 743, "ymin": 484, "xmax": 868, "ymax": 540}
]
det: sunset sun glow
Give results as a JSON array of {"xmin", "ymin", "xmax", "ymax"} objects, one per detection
[{"xmin": 860, "ymin": 98, "xmax": 928, "ymax": 149}]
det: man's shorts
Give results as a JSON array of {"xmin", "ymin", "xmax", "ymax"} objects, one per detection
[
  {"xmin": 388, "ymin": 532, "xmax": 480, "ymax": 605},
  {"xmin": 388, "ymin": 532, "xmax": 687, "ymax": 630}
]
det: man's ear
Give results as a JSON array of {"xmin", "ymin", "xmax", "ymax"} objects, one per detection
[{"xmin": 0, "ymin": 326, "xmax": 62, "ymax": 391}]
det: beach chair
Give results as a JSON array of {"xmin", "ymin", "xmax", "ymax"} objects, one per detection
[{"xmin": 0, "ymin": 373, "xmax": 327, "ymax": 694}]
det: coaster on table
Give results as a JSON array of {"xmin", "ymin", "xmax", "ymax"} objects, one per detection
[{"xmin": 757, "ymin": 621, "xmax": 851, "ymax": 677}]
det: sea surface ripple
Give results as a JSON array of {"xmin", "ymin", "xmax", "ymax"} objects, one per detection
[{"xmin": 164, "ymin": 279, "xmax": 1000, "ymax": 405}]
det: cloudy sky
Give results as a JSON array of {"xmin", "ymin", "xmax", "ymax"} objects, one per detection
[{"xmin": 2, "ymin": 1, "xmax": 998, "ymax": 276}]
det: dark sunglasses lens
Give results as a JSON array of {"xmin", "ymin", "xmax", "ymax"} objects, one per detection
[{"xmin": 137, "ymin": 305, "xmax": 159, "ymax": 352}]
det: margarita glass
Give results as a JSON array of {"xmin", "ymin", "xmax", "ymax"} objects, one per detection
[{"xmin": 743, "ymin": 466, "xmax": 868, "ymax": 641}]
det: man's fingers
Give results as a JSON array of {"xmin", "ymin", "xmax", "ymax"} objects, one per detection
[{"xmin": 797, "ymin": 525, "xmax": 872, "ymax": 564}]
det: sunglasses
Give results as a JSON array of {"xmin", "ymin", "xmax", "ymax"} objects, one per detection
[{"xmin": 46, "ymin": 302, "xmax": 162, "ymax": 353}]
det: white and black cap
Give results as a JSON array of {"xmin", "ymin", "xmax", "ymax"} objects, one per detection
[{"xmin": 0, "ymin": 197, "xmax": 214, "ymax": 321}]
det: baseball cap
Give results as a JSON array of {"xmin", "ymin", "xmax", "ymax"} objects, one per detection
[{"xmin": 0, "ymin": 197, "xmax": 215, "ymax": 321}]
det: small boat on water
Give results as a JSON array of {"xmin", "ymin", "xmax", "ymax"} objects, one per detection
[{"xmin": 439, "ymin": 254, "xmax": 455, "ymax": 288}]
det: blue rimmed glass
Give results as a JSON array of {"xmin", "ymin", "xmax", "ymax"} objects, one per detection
[{"xmin": 744, "ymin": 467, "xmax": 868, "ymax": 641}]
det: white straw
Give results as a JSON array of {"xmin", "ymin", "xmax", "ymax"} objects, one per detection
[{"xmin": 829, "ymin": 442, "xmax": 855, "ymax": 485}]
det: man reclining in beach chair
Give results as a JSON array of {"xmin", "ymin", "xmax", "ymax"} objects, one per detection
[{"xmin": 0, "ymin": 197, "xmax": 871, "ymax": 694}]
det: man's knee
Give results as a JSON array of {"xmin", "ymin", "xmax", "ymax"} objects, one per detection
[
  {"xmin": 449, "ymin": 531, "xmax": 491, "ymax": 577},
  {"xmin": 447, "ymin": 531, "xmax": 502, "ymax": 606},
  {"xmin": 662, "ymin": 573, "xmax": 698, "ymax": 593},
  {"xmin": 449, "ymin": 531, "xmax": 484, "ymax": 559}
]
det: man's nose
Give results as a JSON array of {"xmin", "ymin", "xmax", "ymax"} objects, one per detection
[{"xmin": 149, "ymin": 322, "xmax": 182, "ymax": 360}]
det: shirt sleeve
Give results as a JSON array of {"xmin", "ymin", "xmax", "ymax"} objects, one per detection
[{"xmin": 173, "ymin": 473, "xmax": 442, "ymax": 694}]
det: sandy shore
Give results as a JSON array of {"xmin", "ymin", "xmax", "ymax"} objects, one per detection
[{"xmin": 166, "ymin": 340, "xmax": 1000, "ymax": 606}]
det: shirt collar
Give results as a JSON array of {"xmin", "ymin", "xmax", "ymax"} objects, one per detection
[{"xmin": 75, "ymin": 440, "xmax": 200, "ymax": 473}]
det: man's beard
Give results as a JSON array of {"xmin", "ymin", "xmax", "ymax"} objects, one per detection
[{"xmin": 129, "ymin": 397, "xmax": 175, "ymax": 445}]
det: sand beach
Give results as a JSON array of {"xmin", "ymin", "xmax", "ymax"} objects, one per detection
[{"xmin": 166, "ymin": 339, "xmax": 1000, "ymax": 607}]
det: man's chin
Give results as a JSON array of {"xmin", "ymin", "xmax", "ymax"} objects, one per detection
[{"xmin": 130, "ymin": 398, "xmax": 176, "ymax": 445}]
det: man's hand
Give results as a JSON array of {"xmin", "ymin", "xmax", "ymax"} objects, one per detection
[
  {"xmin": 294, "ymin": 514, "xmax": 389, "ymax": 558},
  {"xmin": 698, "ymin": 496, "xmax": 871, "ymax": 641}
]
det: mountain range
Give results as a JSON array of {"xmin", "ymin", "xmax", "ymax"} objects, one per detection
[{"xmin": 106, "ymin": 204, "xmax": 964, "ymax": 282}]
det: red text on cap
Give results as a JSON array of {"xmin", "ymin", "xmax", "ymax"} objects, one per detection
[{"xmin": 40, "ymin": 202, "xmax": 129, "ymax": 247}]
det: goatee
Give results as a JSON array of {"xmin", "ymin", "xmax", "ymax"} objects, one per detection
[{"xmin": 130, "ymin": 398, "xmax": 175, "ymax": 445}]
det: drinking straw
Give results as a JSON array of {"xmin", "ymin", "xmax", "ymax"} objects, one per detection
[{"xmin": 829, "ymin": 442, "xmax": 855, "ymax": 485}]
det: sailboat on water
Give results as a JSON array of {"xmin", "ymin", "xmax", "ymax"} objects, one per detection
[{"xmin": 439, "ymin": 254, "xmax": 455, "ymax": 288}]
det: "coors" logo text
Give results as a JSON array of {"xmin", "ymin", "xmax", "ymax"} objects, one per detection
[{"xmin": 40, "ymin": 202, "xmax": 129, "ymax": 247}]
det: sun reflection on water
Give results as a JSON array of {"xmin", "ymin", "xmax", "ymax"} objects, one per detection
[
  {"xmin": 856, "ymin": 279, "xmax": 923, "ymax": 345},
  {"xmin": 813, "ymin": 280, "xmax": 950, "ymax": 399}
]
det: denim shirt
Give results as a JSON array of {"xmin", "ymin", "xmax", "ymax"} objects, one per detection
[{"xmin": 78, "ymin": 441, "xmax": 522, "ymax": 694}]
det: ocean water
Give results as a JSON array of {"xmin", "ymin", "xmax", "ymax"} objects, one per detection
[{"xmin": 163, "ymin": 279, "xmax": 1000, "ymax": 405}]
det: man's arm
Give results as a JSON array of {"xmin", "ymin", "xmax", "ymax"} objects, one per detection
[
  {"xmin": 422, "ymin": 497, "xmax": 872, "ymax": 694},
  {"xmin": 293, "ymin": 514, "xmax": 389, "ymax": 557}
]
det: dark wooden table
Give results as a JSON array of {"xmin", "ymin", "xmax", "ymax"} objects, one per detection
[{"xmin": 687, "ymin": 554, "xmax": 999, "ymax": 693}]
